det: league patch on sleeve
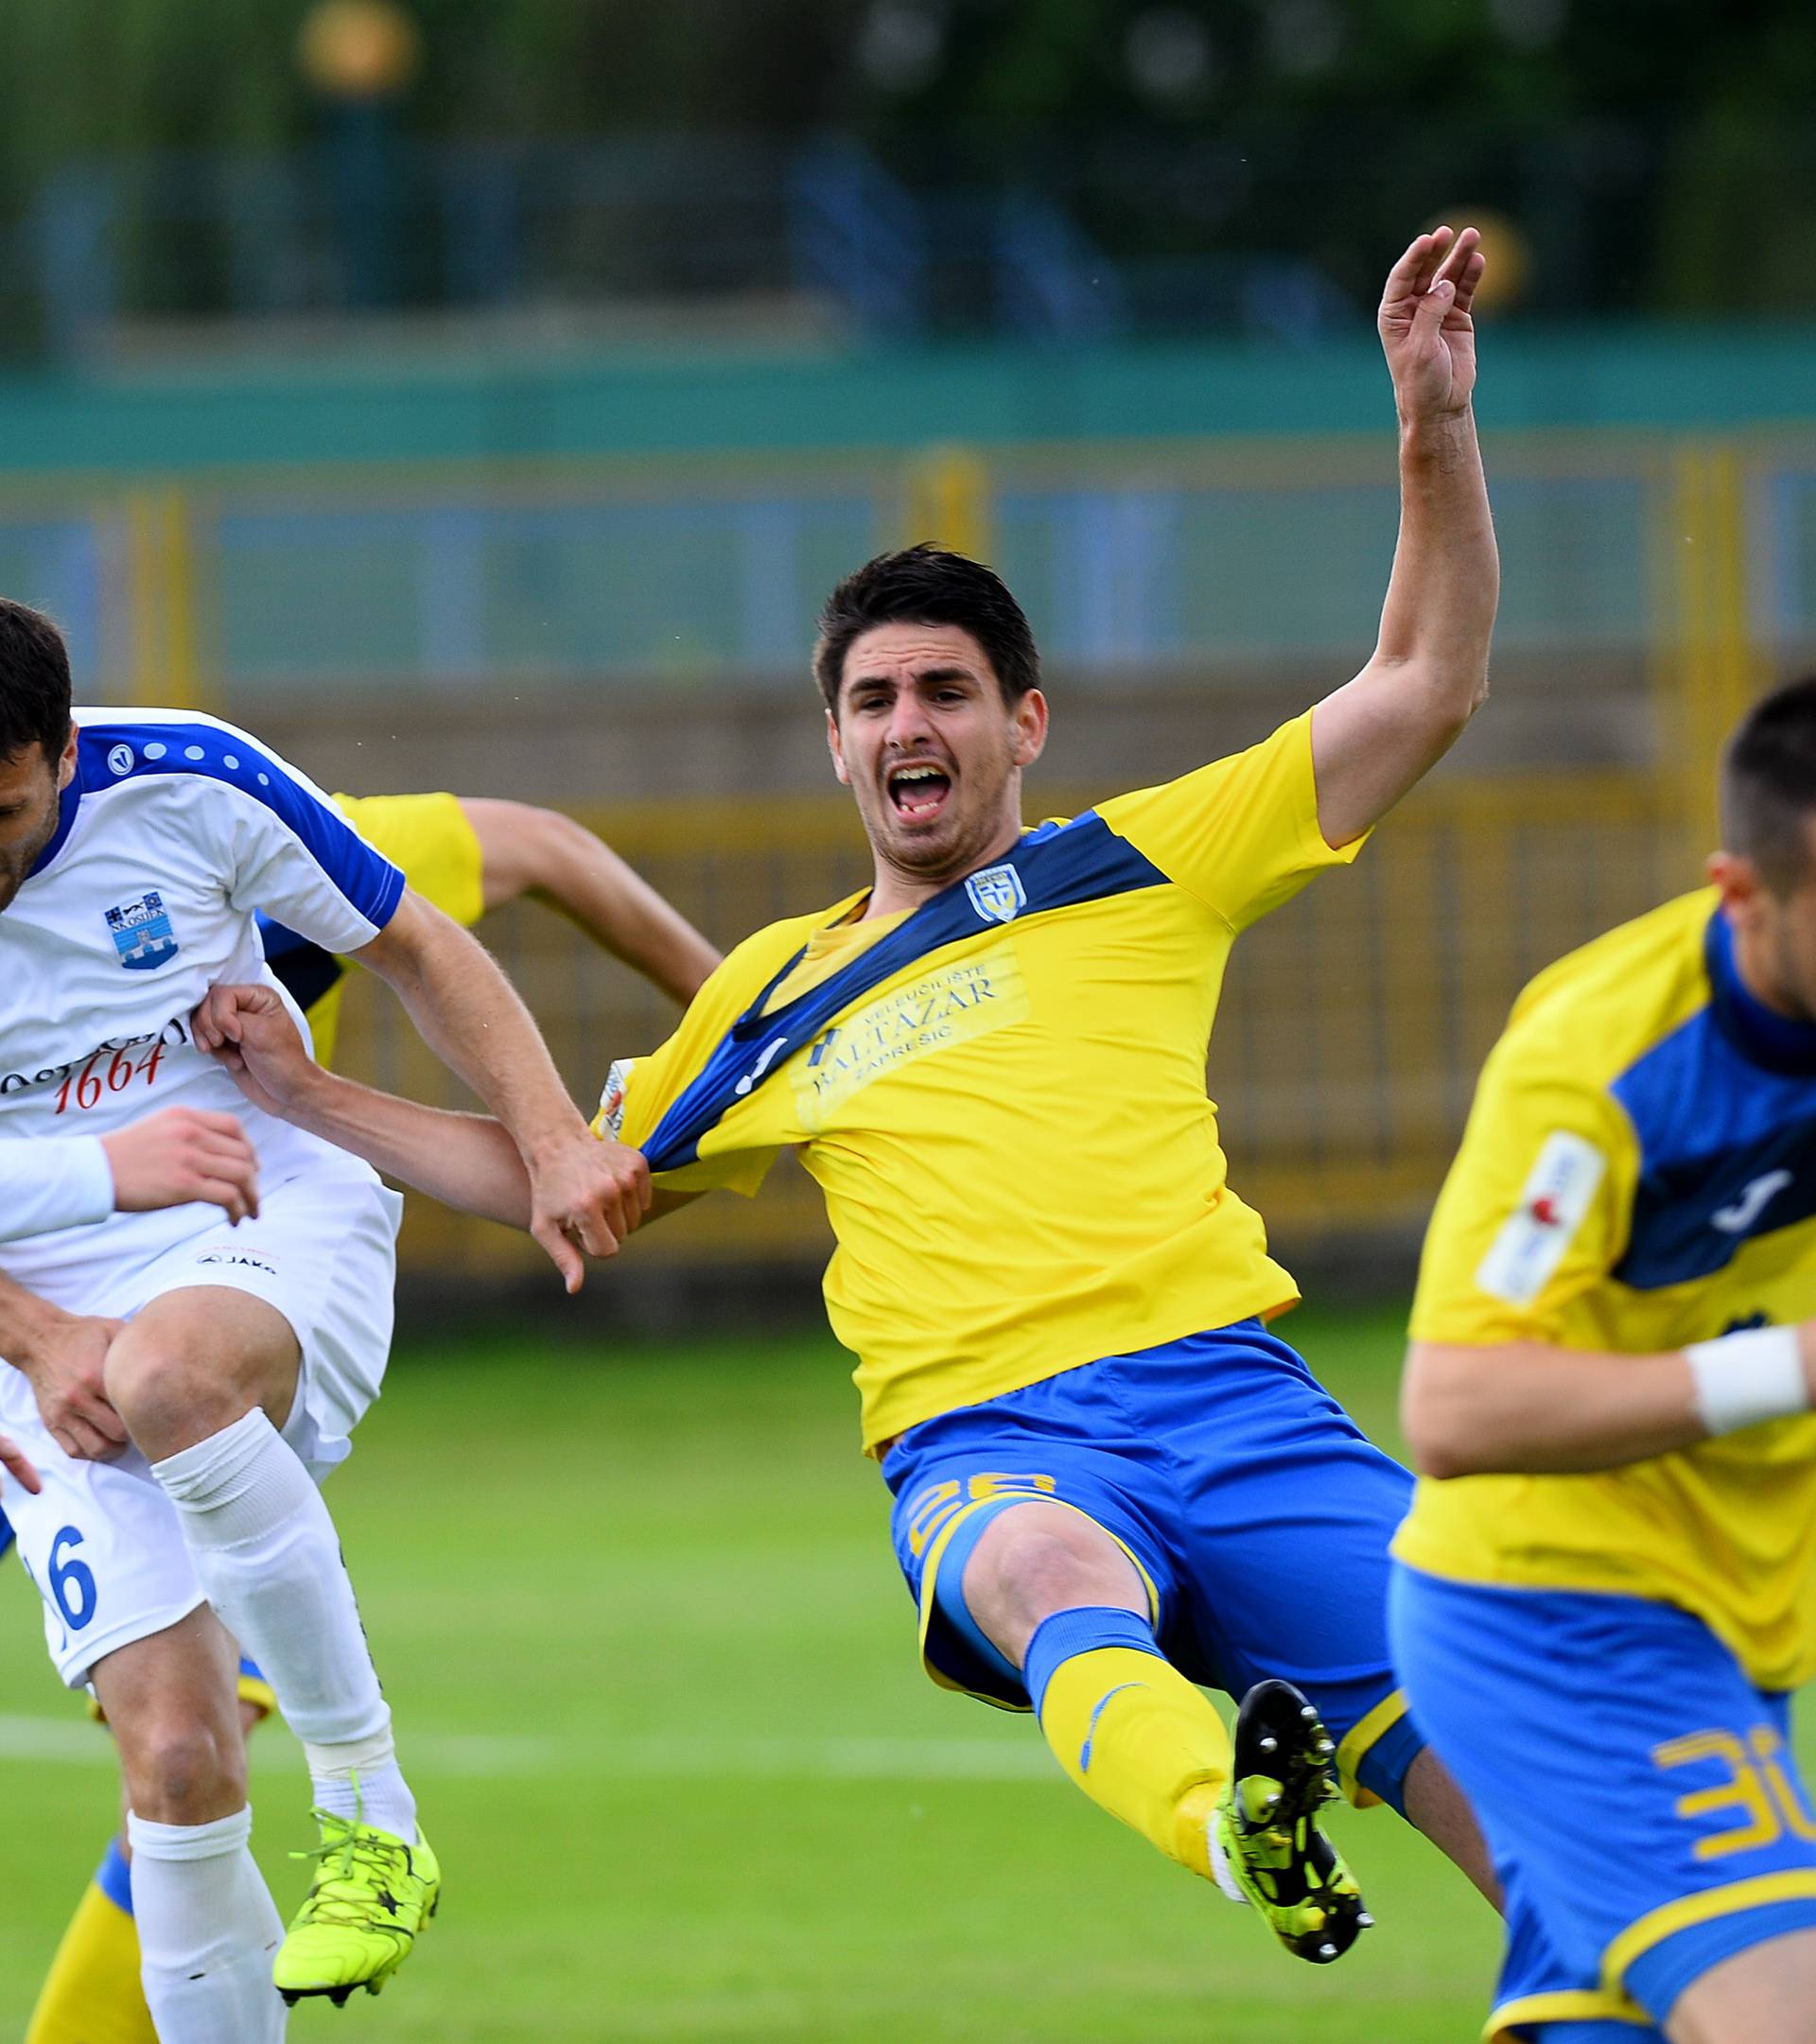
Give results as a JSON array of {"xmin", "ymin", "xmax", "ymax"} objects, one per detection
[
  {"xmin": 594, "ymin": 1059, "xmax": 636, "ymax": 1141},
  {"xmin": 1474, "ymin": 1130, "xmax": 1607, "ymax": 1307}
]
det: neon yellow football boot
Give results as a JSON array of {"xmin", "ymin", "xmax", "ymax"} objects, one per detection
[
  {"xmin": 1207, "ymin": 1679, "xmax": 1371, "ymax": 1965},
  {"xmin": 273, "ymin": 1814, "xmax": 441, "ymax": 2008}
]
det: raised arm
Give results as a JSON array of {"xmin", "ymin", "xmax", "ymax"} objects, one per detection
[
  {"xmin": 459, "ymin": 799, "xmax": 720, "ymax": 1006},
  {"xmin": 1310, "ymin": 226, "xmax": 1498, "ymax": 847}
]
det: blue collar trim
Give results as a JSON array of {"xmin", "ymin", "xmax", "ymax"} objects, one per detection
[
  {"xmin": 640, "ymin": 812, "xmax": 1165, "ymax": 1171},
  {"xmin": 1704, "ymin": 909, "xmax": 1816, "ymax": 1075},
  {"xmin": 26, "ymin": 770, "xmax": 81, "ymax": 881}
]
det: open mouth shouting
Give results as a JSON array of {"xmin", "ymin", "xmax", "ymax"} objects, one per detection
[{"xmin": 885, "ymin": 759, "xmax": 953, "ymax": 824}]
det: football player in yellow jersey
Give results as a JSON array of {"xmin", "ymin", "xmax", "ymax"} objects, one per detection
[
  {"xmin": 197, "ymin": 224, "xmax": 1501, "ymax": 1965},
  {"xmin": 16, "ymin": 789, "xmax": 716, "ymax": 2044},
  {"xmin": 1390, "ymin": 675, "xmax": 1816, "ymax": 2044}
]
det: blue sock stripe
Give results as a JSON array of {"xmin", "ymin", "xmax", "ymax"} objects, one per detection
[
  {"xmin": 95, "ymin": 1833, "xmax": 134, "ymax": 1916},
  {"xmin": 1022, "ymin": 1605, "xmax": 1162, "ymax": 1719},
  {"xmin": 1079, "ymin": 1681, "xmax": 1144, "ymax": 1773}
]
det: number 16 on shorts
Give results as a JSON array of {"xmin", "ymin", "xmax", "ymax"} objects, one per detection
[
  {"xmin": 20, "ymin": 1523, "xmax": 98, "ymax": 1653},
  {"xmin": 4, "ymin": 1440, "xmax": 210, "ymax": 1690}
]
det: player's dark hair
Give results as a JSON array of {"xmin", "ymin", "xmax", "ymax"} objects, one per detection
[
  {"xmin": 1721, "ymin": 673, "xmax": 1816, "ymax": 895},
  {"xmin": 813, "ymin": 544, "xmax": 1040, "ymax": 712},
  {"xmin": 0, "ymin": 599, "xmax": 73, "ymax": 764}
]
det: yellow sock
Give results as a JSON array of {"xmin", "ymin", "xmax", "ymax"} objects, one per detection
[
  {"xmin": 26, "ymin": 1853, "xmax": 155, "ymax": 2044},
  {"xmin": 1024, "ymin": 1606, "xmax": 1232, "ymax": 1879}
]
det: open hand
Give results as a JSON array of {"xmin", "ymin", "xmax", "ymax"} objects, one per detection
[
  {"xmin": 102, "ymin": 1107, "xmax": 260, "ymax": 1224},
  {"xmin": 192, "ymin": 983, "xmax": 316, "ymax": 1120},
  {"xmin": 1378, "ymin": 225, "xmax": 1485, "ymax": 422},
  {"xmin": 525, "ymin": 1127, "xmax": 653, "ymax": 1292}
]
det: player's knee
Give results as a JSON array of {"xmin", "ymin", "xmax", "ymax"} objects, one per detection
[
  {"xmin": 116, "ymin": 1708, "xmax": 246, "ymax": 1825},
  {"xmin": 963, "ymin": 1514, "xmax": 1143, "ymax": 1658},
  {"xmin": 103, "ymin": 1328, "xmax": 237, "ymax": 1441}
]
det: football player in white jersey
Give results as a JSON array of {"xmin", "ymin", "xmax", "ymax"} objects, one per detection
[{"xmin": 0, "ymin": 598, "xmax": 650, "ymax": 2038}]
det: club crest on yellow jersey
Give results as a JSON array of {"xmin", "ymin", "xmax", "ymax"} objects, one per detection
[{"xmin": 965, "ymin": 863, "xmax": 1027, "ymax": 924}]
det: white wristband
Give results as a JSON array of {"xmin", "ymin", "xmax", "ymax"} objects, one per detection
[{"xmin": 1685, "ymin": 1326, "xmax": 1808, "ymax": 1437}]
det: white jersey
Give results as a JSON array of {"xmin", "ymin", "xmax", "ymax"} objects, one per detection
[{"xmin": 0, "ymin": 706, "xmax": 404, "ymax": 1310}]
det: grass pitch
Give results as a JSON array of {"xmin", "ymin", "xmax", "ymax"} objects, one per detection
[{"xmin": 0, "ymin": 1304, "xmax": 1707, "ymax": 2040}]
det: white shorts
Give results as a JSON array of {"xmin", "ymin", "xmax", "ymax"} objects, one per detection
[{"xmin": 0, "ymin": 1158, "xmax": 402, "ymax": 1688}]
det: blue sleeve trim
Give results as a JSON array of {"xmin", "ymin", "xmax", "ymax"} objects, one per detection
[
  {"xmin": 76, "ymin": 722, "xmax": 404, "ymax": 931},
  {"xmin": 0, "ymin": 1509, "xmax": 12, "ymax": 1559}
]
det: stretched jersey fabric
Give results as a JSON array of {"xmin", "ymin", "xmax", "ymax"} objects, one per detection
[
  {"xmin": 0, "ymin": 708, "xmax": 403, "ymax": 1310},
  {"xmin": 261, "ymin": 792, "xmax": 484, "ymax": 1068},
  {"xmin": 1393, "ymin": 887, "xmax": 1816, "ymax": 1690},
  {"xmin": 611, "ymin": 711, "xmax": 1366, "ymax": 1451}
]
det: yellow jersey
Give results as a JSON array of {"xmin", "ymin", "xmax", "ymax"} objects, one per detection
[
  {"xmin": 1394, "ymin": 887, "xmax": 1816, "ymax": 1689},
  {"xmin": 612, "ymin": 711, "xmax": 1366, "ymax": 1452}
]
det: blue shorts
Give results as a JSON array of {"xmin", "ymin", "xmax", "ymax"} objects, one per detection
[
  {"xmin": 1390, "ymin": 1565, "xmax": 1816, "ymax": 2040},
  {"xmin": 882, "ymin": 1320, "xmax": 1424, "ymax": 1811}
]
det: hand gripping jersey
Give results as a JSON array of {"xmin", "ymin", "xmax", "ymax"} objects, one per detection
[
  {"xmin": 610, "ymin": 712, "xmax": 1367, "ymax": 1451},
  {"xmin": 0, "ymin": 708, "xmax": 404, "ymax": 1310},
  {"xmin": 1394, "ymin": 888, "xmax": 1816, "ymax": 1689}
]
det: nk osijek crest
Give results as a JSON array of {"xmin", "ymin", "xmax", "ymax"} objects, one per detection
[
  {"xmin": 105, "ymin": 891, "xmax": 181, "ymax": 971},
  {"xmin": 965, "ymin": 863, "xmax": 1027, "ymax": 925}
]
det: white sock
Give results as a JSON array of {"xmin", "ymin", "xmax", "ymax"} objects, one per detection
[
  {"xmin": 128, "ymin": 1807, "xmax": 286, "ymax": 2044},
  {"xmin": 152, "ymin": 1409, "xmax": 414, "ymax": 1834},
  {"xmin": 302, "ymin": 1724, "xmax": 417, "ymax": 1840}
]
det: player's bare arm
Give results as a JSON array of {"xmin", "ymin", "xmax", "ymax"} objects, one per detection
[
  {"xmin": 0, "ymin": 1269, "xmax": 126, "ymax": 1461},
  {"xmin": 1402, "ymin": 1325, "xmax": 1816, "ymax": 1476},
  {"xmin": 1310, "ymin": 226, "xmax": 1498, "ymax": 847},
  {"xmin": 196, "ymin": 982, "xmax": 698, "ymax": 1278},
  {"xmin": 195, "ymin": 887, "xmax": 651, "ymax": 1286},
  {"xmin": 460, "ymin": 798, "xmax": 720, "ymax": 1005},
  {"xmin": 198, "ymin": 980, "xmax": 536, "ymax": 1229}
]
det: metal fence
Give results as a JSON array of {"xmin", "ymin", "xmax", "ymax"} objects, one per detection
[
  {"xmin": 0, "ymin": 424, "xmax": 1779, "ymax": 1280},
  {"xmin": 0, "ymin": 429, "xmax": 1803, "ymax": 705}
]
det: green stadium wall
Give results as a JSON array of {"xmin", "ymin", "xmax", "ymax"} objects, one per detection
[{"xmin": 3, "ymin": 323, "xmax": 1814, "ymax": 474}]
